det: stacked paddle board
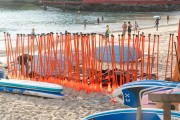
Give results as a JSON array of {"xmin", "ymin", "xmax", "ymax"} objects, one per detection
[
  {"xmin": 0, "ymin": 79, "xmax": 63, "ymax": 98},
  {"xmin": 112, "ymin": 80, "xmax": 180, "ymax": 108},
  {"xmin": 84, "ymin": 80, "xmax": 180, "ymax": 120},
  {"xmin": 83, "ymin": 108, "xmax": 180, "ymax": 120}
]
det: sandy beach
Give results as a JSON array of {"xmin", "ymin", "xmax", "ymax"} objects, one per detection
[{"xmin": 0, "ymin": 23, "xmax": 179, "ymax": 120}]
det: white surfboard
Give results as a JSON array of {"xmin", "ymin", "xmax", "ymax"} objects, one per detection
[{"xmin": 154, "ymin": 16, "xmax": 161, "ymax": 19}]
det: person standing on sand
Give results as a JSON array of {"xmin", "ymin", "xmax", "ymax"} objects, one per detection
[
  {"xmin": 31, "ymin": 28, "xmax": 35, "ymax": 35},
  {"xmin": 154, "ymin": 18, "xmax": 160, "ymax": 31},
  {"xmin": 134, "ymin": 21, "xmax": 139, "ymax": 34},
  {"xmin": 127, "ymin": 21, "xmax": 132, "ymax": 35},
  {"xmin": 105, "ymin": 25, "xmax": 110, "ymax": 37},
  {"xmin": 31, "ymin": 28, "xmax": 35, "ymax": 39},
  {"xmin": 84, "ymin": 19, "xmax": 87, "ymax": 30},
  {"xmin": 102, "ymin": 16, "xmax": 104, "ymax": 21},
  {"xmin": 167, "ymin": 15, "xmax": 169, "ymax": 24},
  {"xmin": 17, "ymin": 54, "xmax": 33, "ymax": 78},
  {"xmin": 97, "ymin": 18, "xmax": 100, "ymax": 25},
  {"xmin": 122, "ymin": 22, "xmax": 127, "ymax": 35}
]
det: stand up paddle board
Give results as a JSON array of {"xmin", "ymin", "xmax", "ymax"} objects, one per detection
[
  {"xmin": 0, "ymin": 79, "xmax": 63, "ymax": 98},
  {"xmin": 112, "ymin": 80, "xmax": 180, "ymax": 108},
  {"xmin": 83, "ymin": 108, "xmax": 180, "ymax": 120}
]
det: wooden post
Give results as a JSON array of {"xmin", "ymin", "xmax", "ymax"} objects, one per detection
[
  {"xmin": 163, "ymin": 102, "xmax": 171, "ymax": 120},
  {"xmin": 149, "ymin": 94, "xmax": 180, "ymax": 120},
  {"xmin": 136, "ymin": 107, "xmax": 142, "ymax": 120}
]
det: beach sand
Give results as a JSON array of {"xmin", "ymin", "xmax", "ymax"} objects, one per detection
[{"xmin": 0, "ymin": 23, "xmax": 179, "ymax": 120}]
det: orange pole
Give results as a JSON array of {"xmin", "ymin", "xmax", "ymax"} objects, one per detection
[
  {"xmin": 156, "ymin": 35, "xmax": 160, "ymax": 80},
  {"xmin": 134, "ymin": 35, "xmax": 139, "ymax": 81},
  {"xmin": 146, "ymin": 34, "xmax": 151, "ymax": 79},
  {"xmin": 118, "ymin": 34, "xmax": 121, "ymax": 86},
  {"xmin": 150, "ymin": 35, "xmax": 156, "ymax": 79},
  {"xmin": 141, "ymin": 35, "xmax": 145, "ymax": 80},
  {"xmin": 110, "ymin": 35, "xmax": 117, "ymax": 90},
  {"xmin": 170, "ymin": 34, "xmax": 174, "ymax": 80},
  {"xmin": 131, "ymin": 34, "xmax": 135, "ymax": 76},
  {"xmin": 165, "ymin": 34, "xmax": 171, "ymax": 80},
  {"xmin": 126, "ymin": 34, "xmax": 131, "ymax": 83},
  {"xmin": 4, "ymin": 33, "xmax": 10, "ymax": 76},
  {"xmin": 121, "ymin": 34, "xmax": 125, "ymax": 85}
]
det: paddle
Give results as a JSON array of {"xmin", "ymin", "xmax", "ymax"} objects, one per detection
[
  {"xmin": 178, "ymin": 20, "xmax": 180, "ymax": 81},
  {"xmin": 169, "ymin": 20, "xmax": 180, "ymax": 93},
  {"xmin": 172, "ymin": 20, "xmax": 180, "ymax": 82},
  {"xmin": 102, "ymin": 89, "xmax": 117, "ymax": 103},
  {"xmin": 174, "ymin": 41, "xmax": 180, "ymax": 82}
]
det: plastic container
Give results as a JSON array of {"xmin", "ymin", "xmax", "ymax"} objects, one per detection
[{"xmin": 0, "ymin": 70, "xmax": 4, "ymax": 79}]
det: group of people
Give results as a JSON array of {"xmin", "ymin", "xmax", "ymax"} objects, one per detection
[
  {"xmin": 122, "ymin": 21, "xmax": 140, "ymax": 35},
  {"xmin": 105, "ymin": 21, "xmax": 140, "ymax": 37},
  {"xmin": 105, "ymin": 15, "xmax": 170, "ymax": 37}
]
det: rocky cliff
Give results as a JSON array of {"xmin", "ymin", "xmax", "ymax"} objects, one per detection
[
  {"xmin": 0, "ymin": 0, "xmax": 179, "ymax": 12},
  {"xmin": 59, "ymin": 3, "xmax": 180, "ymax": 12}
]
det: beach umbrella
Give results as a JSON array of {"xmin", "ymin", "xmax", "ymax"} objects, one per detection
[{"xmin": 95, "ymin": 45, "xmax": 141, "ymax": 63}]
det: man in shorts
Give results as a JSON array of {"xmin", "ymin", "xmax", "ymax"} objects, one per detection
[
  {"xmin": 17, "ymin": 54, "xmax": 33, "ymax": 77},
  {"xmin": 155, "ymin": 18, "xmax": 160, "ymax": 31}
]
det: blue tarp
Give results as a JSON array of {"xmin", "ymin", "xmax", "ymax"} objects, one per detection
[{"xmin": 95, "ymin": 45, "xmax": 141, "ymax": 63}]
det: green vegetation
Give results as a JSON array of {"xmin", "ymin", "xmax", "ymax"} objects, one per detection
[
  {"xmin": 0, "ymin": 2, "xmax": 40, "ymax": 10},
  {"xmin": 19, "ymin": 3, "xmax": 40, "ymax": 10},
  {"xmin": 48, "ymin": 0, "xmax": 82, "ymax": 2}
]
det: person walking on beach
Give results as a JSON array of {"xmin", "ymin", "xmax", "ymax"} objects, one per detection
[
  {"xmin": 31, "ymin": 28, "xmax": 35, "ymax": 35},
  {"xmin": 83, "ymin": 19, "xmax": 87, "ymax": 30},
  {"xmin": 122, "ymin": 22, "xmax": 127, "ymax": 35},
  {"xmin": 105, "ymin": 25, "xmax": 110, "ymax": 37},
  {"xmin": 154, "ymin": 18, "xmax": 160, "ymax": 31},
  {"xmin": 134, "ymin": 21, "xmax": 139, "ymax": 34},
  {"xmin": 167, "ymin": 15, "xmax": 169, "ymax": 24},
  {"xmin": 17, "ymin": 54, "xmax": 33, "ymax": 78},
  {"xmin": 102, "ymin": 16, "xmax": 104, "ymax": 21},
  {"xmin": 97, "ymin": 18, "xmax": 100, "ymax": 25},
  {"xmin": 127, "ymin": 21, "xmax": 132, "ymax": 35},
  {"xmin": 31, "ymin": 28, "xmax": 35, "ymax": 39}
]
